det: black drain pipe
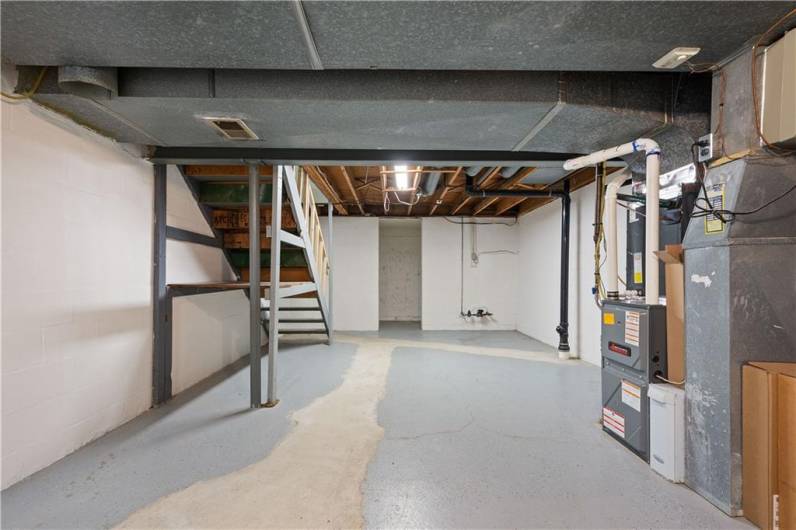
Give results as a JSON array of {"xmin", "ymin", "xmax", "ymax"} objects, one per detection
[
  {"xmin": 464, "ymin": 174, "xmax": 571, "ymax": 355},
  {"xmin": 556, "ymin": 180, "xmax": 571, "ymax": 354}
]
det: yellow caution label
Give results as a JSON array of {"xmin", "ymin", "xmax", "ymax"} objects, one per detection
[
  {"xmin": 634, "ymin": 271, "xmax": 643, "ymax": 283},
  {"xmin": 603, "ymin": 312, "xmax": 616, "ymax": 325},
  {"xmin": 705, "ymin": 183, "xmax": 726, "ymax": 234}
]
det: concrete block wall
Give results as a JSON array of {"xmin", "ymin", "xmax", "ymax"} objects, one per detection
[
  {"xmin": 1, "ymin": 104, "xmax": 251, "ymax": 488},
  {"xmin": 164, "ymin": 168, "xmax": 250, "ymax": 395},
  {"xmin": 1, "ymin": 102, "xmax": 154, "ymax": 488},
  {"xmin": 379, "ymin": 219, "xmax": 421, "ymax": 322}
]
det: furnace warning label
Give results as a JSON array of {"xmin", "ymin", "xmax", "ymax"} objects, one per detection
[
  {"xmin": 603, "ymin": 407, "xmax": 625, "ymax": 438},
  {"xmin": 621, "ymin": 380, "xmax": 642, "ymax": 412},
  {"xmin": 625, "ymin": 311, "xmax": 640, "ymax": 347},
  {"xmin": 633, "ymin": 253, "xmax": 643, "ymax": 284},
  {"xmin": 704, "ymin": 183, "xmax": 726, "ymax": 234}
]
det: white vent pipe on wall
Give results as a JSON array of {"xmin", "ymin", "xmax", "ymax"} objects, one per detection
[{"xmin": 564, "ymin": 139, "xmax": 661, "ymax": 305}]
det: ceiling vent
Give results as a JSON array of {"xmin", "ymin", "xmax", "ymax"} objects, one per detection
[{"xmin": 203, "ymin": 117, "xmax": 258, "ymax": 140}]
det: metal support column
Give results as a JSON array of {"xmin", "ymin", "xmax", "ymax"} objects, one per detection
[
  {"xmin": 265, "ymin": 165, "xmax": 283, "ymax": 407},
  {"xmin": 327, "ymin": 204, "xmax": 333, "ymax": 343},
  {"xmin": 556, "ymin": 180, "xmax": 571, "ymax": 355},
  {"xmin": 152, "ymin": 164, "xmax": 171, "ymax": 405},
  {"xmin": 248, "ymin": 163, "xmax": 262, "ymax": 408}
]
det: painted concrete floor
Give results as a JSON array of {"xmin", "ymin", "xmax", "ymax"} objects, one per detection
[{"xmin": 2, "ymin": 324, "xmax": 749, "ymax": 529}]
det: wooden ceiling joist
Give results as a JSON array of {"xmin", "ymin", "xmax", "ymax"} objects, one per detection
[
  {"xmin": 470, "ymin": 167, "xmax": 536, "ymax": 216},
  {"xmin": 450, "ymin": 166, "xmax": 502, "ymax": 216},
  {"xmin": 183, "ymin": 165, "xmax": 273, "ymax": 178},
  {"xmin": 428, "ymin": 167, "xmax": 463, "ymax": 216},
  {"xmin": 303, "ymin": 166, "xmax": 348, "ymax": 215},
  {"xmin": 493, "ymin": 196, "xmax": 528, "ymax": 216},
  {"xmin": 339, "ymin": 166, "xmax": 365, "ymax": 215},
  {"xmin": 406, "ymin": 166, "xmax": 422, "ymax": 216}
]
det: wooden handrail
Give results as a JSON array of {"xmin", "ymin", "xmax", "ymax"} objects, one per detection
[{"xmin": 294, "ymin": 167, "xmax": 330, "ymax": 305}]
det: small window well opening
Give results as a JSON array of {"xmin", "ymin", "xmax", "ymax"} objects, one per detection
[{"xmin": 203, "ymin": 117, "xmax": 258, "ymax": 140}]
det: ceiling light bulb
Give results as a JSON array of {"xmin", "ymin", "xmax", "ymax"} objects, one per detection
[{"xmin": 394, "ymin": 164, "xmax": 410, "ymax": 190}]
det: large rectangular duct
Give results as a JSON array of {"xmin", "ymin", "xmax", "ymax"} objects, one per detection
[{"xmin": 682, "ymin": 155, "xmax": 796, "ymax": 515}]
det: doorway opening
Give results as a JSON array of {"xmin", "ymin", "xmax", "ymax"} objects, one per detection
[{"xmin": 378, "ymin": 218, "xmax": 422, "ymax": 328}]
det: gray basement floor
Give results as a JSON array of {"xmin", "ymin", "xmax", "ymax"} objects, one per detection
[{"xmin": 2, "ymin": 323, "xmax": 749, "ymax": 529}]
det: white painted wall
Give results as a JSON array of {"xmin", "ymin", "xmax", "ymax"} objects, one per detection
[
  {"xmin": 421, "ymin": 218, "xmax": 518, "ymax": 330},
  {"xmin": 379, "ymin": 219, "xmax": 421, "ymax": 321},
  {"xmin": 1, "ymin": 101, "xmax": 251, "ymax": 488},
  {"xmin": 516, "ymin": 184, "xmax": 627, "ymax": 365},
  {"xmin": 164, "ymin": 167, "xmax": 250, "ymax": 395},
  {"xmin": 321, "ymin": 216, "xmax": 379, "ymax": 331},
  {"xmin": 1, "ymin": 102, "xmax": 153, "ymax": 489}
]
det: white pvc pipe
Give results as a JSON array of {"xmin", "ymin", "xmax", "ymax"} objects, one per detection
[
  {"xmin": 565, "ymin": 139, "xmax": 661, "ymax": 305},
  {"xmin": 604, "ymin": 168, "xmax": 631, "ymax": 299}
]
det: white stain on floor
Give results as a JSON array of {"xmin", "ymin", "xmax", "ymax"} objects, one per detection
[{"xmin": 117, "ymin": 335, "xmax": 556, "ymax": 529}]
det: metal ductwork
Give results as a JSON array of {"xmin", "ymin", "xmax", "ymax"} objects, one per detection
[
  {"xmin": 416, "ymin": 170, "xmax": 442, "ymax": 197},
  {"xmin": 57, "ymin": 66, "xmax": 117, "ymax": 99}
]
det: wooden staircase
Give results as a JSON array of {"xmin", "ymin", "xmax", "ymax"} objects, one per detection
[
  {"xmin": 156, "ymin": 163, "xmax": 333, "ymax": 408},
  {"xmin": 193, "ymin": 166, "xmax": 331, "ymax": 339}
]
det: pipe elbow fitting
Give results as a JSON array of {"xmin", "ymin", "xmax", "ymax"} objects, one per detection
[{"xmin": 633, "ymin": 138, "xmax": 661, "ymax": 154}]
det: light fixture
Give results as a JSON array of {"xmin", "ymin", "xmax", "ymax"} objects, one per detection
[
  {"xmin": 394, "ymin": 164, "xmax": 410, "ymax": 190},
  {"xmin": 652, "ymin": 47, "xmax": 701, "ymax": 69}
]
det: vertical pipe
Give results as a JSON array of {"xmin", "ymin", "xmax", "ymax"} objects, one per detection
[
  {"xmin": 266, "ymin": 166, "xmax": 283, "ymax": 407},
  {"xmin": 152, "ymin": 164, "xmax": 171, "ymax": 405},
  {"xmin": 556, "ymin": 180, "xmax": 571, "ymax": 358},
  {"xmin": 645, "ymin": 152, "xmax": 661, "ymax": 305},
  {"xmin": 604, "ymin": 168, "xmax": 630, "ymax": 299},
  {"xmin": 327, "ymin": 203, "xmax": 334, "ymax": 343},
  {"xmin": 248, "ymin": 163, "xmax": 262, "ymax": 408}
]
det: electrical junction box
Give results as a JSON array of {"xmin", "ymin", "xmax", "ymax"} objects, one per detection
[
  {"xmin": 601, "ymin": 300, "xmax": 667, "ymax": 462},
  {"xmin": 697, "ymin": 133, "xmax": 714, "ymax": 162},
  {"xmin": 648, "ymin": 384, "xmax": 685, "ymax": 482}
]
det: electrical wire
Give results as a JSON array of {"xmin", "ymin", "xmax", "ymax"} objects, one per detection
[
  {"xmin": 656, "ymin": 374, "xmax": 685, "ymax": 385},
  {"xmin": 592, "ymin": 163, "xmax": 606, "ymax": 305},
  {"xmin": 1, "ymin": 66, "xmax": 48, "ymax": 102},
  {"xmin": 391, "ymin": 191, "xmax": 421, "ymax": 206},
  {"xmin": 442, "ymin": 217, "xmax": 518, "ymax": 226},
  {"xmin": 689, "ymin": 142, "xmax": 796, "ymax": 223}
]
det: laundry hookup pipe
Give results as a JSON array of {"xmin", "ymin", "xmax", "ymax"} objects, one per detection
[
  {"xmin": 463, "ymin": 173, "xmax": 571, "ymax": 356},
  {"xmin": 564, "ymin": 139, "xmax": 661, "ymax": 306}
]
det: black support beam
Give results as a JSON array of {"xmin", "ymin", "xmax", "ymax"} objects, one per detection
[
  {"xmin": 166, "ymin": 225, "xmax": 223, "ymax": 248},
  {"xmin": 152, "ymin": 164, "xmax": 171, "ymax": 405},
  {"xmin": 150, "ymin": 147, "xmax": 581, "ymax": 166}
]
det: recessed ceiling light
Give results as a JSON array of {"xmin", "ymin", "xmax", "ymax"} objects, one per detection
[{"xmin": 652, "ymin": 47, "xmax": 701, "ymax": 69}]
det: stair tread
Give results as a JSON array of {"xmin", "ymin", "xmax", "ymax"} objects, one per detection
[
  {"xmin": 263, "ymin": 318, "xmax": 324, "ymax": 323},
  {"xmin": 279, "ymin": 329, "xmax": 329, "ymax": 335},
  {"xmin": 264, "ymin": 306, "xmax": 320, "ymax": 311}
]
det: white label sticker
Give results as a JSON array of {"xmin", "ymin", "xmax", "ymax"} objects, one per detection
[
  {"xmin": 629, "ymin": 209, "xmax": 638, "ymax": 223},
  {"xmin": 621, "ymin": 380, "xmax": 642, "ymax": 412},
  {"xmin": 625, "ymin": 311, "xmax": 640, "ymax": 347},
  {"xmin": 603, "ymin": 407, "xmax": 625, "ymax": 439}
]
